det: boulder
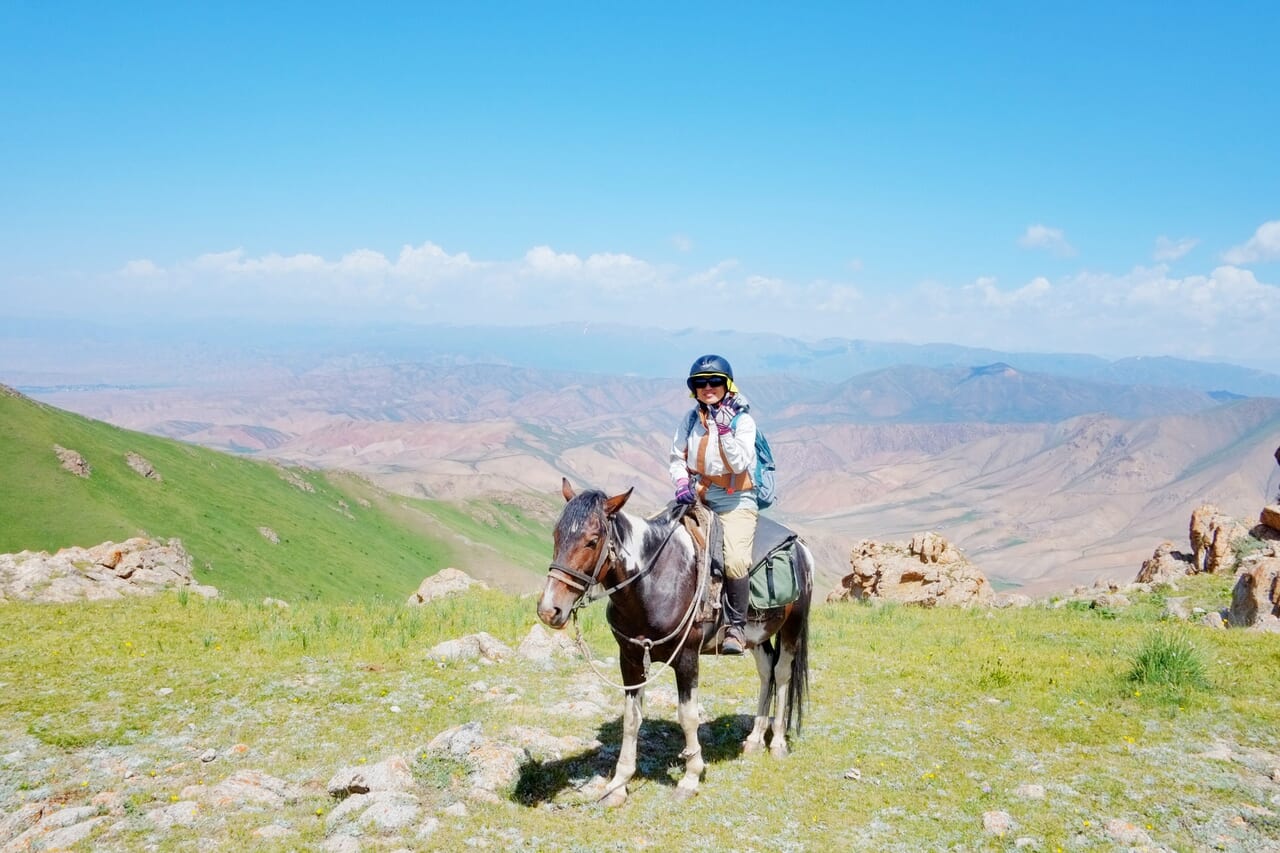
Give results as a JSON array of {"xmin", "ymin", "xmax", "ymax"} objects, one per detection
[
  {"xmin": 327, "ymin": 755, "xmax": 413, "ymax": 799},
  {"xmin": 1261, "ymin": 505, "xmax": 1280, "ymax": 533},
  {"xmin": 1189, "ymin": 504, "xmax": 1249, "ymax": 574},
  {"xmin": 828, "ymin": 533, "xmax": 992, "ymax": 607},
  {"xmin": 407, "ymin": 568, "xmax": 487, "ymax": 605},
  {"xmin": 1228, "ymin": 556, "xmax": 1280, "ymax": 629},
  {"xmin": 423, "ymin": 722, "xmax": 528, "ymax": 795},
  {"xmin": 427, "ymin": 632, "xmax": 511, "ymax": 663},
  {"xmin": 1135, "ymin": 541, "xmax": 1195, "ymax": 584},
  {"xmin": 516, "ymin": 623, "xmax": 578, "ymax": 664},
  {"xmin": 0, "ymin": 538, "xmax": 218, "ymax": 603}
]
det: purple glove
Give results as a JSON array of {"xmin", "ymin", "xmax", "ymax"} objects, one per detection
[
  {"xmin": 674, "ymin": 478, "xmax": 696, "ymax": 504},
  {"xmin": 709, "ymin": 405, "xmax": 733, "ymax": 435}
]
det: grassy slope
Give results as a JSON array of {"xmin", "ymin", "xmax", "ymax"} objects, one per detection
[
  {"xmin": 0, "ymin": 391, "xmax": 549, "ymax": 603},
  {"xmin": 1, "ymin": 574, "xmax": 1278, "ymax": 851}
]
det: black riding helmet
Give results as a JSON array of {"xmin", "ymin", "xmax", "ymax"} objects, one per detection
[{"xmin": 686, "ymin": 354, "xmax": 739, "ymax": 394}]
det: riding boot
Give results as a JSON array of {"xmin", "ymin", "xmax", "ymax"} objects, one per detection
[{"xmin": 720, "ymin": 576, "xmax": 750, "ymax": 655}]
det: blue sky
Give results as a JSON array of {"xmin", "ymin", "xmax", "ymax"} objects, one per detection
[{"xmin": 2, "ymin": 2, "xmax": 1277, "ymax": 366}]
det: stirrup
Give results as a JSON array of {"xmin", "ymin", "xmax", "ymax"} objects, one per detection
[{"xmin": 720, "ymin": 626, "xmax": 746, "ymax": 655}]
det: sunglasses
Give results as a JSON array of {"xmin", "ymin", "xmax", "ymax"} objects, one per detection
[{"xmin": 690, "ymin": 377, "xmax": 726, "ymax": 390}]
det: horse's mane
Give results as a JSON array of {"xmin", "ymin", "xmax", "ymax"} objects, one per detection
[
  {"xmin": 561, "ymin": 490, "xmax": 685, "ymax": 561},
  {"xmin": 560, "ymin": 490, "xmax": 606, "ymax": 534}
]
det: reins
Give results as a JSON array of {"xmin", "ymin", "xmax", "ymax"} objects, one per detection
[{"xmin": 555, "ymin": 506, "xmax": 708, "ymax": 692}]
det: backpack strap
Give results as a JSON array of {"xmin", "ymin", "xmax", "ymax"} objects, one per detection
[{"xmin": 687, "ymin": 409, "xmax": 752, "ymax": 495}]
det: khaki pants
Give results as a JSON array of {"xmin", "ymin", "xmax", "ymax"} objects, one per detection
[{"xmin": 719, "ymin": 505, "xmax": 758, "ymax": 580}]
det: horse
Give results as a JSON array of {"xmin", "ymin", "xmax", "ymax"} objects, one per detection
[{"xmin": 536, "ymin": 478, "xmax": 813, "ymax": 806}]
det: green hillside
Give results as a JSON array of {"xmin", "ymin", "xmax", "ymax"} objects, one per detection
[{"xmin": 0, "ymin": 387, "xmax": 551, "ymax": 602}]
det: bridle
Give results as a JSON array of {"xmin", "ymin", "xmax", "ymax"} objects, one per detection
[
  {"xmin": 545, "ymin": 504, "xmax": 706, "ymax": 691},
  {"xmin": 546, "ymin": 506, "xmax": 685, "ymax": 607},
  {"xmin": 546, "ymin": 513, "xmax": 617, "ymax": 599}
]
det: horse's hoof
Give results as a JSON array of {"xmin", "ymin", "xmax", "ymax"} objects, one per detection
[
  {"xmin": 599, "ymin": 787, "xmax": 628, "ymax": 808},
  {"xmin": 673, "ymin": 785, "xmax": 699, "ymax": 802},
  {"xmin": 770, "ymin": 744, "xmax": 790, "ymax": 759},
  {"xmin": 743, "ymin": 740, "xmax": 766, "ymax": 755}
]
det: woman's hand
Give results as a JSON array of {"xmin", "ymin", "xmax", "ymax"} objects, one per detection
[
  {"xmin": 709, "ymin": 404, "xmax": 734, "ymax": 435},
  {"xmin": 674, "ymin": 478, "xmax": 696, "ymax": 504}
]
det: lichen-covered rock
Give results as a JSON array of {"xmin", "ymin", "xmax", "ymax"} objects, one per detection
[{"xmin": 326, "ymin": 755, "xmax": 413, "ymax": 799}]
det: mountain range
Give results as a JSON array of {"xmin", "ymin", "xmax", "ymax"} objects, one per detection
[{"xmin": 12, "ymin": 322, "xmax": 1279, "ymax": 596}]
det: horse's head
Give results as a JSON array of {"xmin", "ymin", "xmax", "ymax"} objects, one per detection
[{"xmin": 537, "ymin": 477, "xmax": 633, "ymax": 629}]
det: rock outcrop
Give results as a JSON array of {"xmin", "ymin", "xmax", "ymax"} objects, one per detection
[
  {"xmin": 1261, "ymin": 505, "xmax": 1280, "ymax": 533},
  {"xmin": 1136, "ymin": 541, "xmax": 1195, "ymax": 584},
  {"xmin": 0, "ymin": 538, "xmax": 218, "ymax": 603},
  {"xmin": 1228, "ymin": 554, "xmax": 1280, "ymax": 631},
  {"xmin": 53, "ymin": 444, "xmax": 91, "ymax": 478},
  {"xmin": 1189, "ymin": 504, "xmax": 1249, "ymax": 574},
  {"xmin": 407, "ymin": 567, "xmax": 487, "ymax": 605},
  {"xmin": 828, "ymin": 531, "xmax": 992, "ymax": 607},
  {"xmin": 125, "ymin": 452, "xmax": 162, "ymax": 481}
]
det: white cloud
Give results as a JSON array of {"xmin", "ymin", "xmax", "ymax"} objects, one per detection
[
  {"xmin": 1223, "ymin": 220, "xmax": 1280, "ymax": 264},
  {"xmin": 1018, "ymin": 224, "xmax": 1077, "ymax": 257},
  {"xmin": 744, "ymin": 275, "xmax": 786, "ymax": 298},
  {"xmin": 1153, "ymin": 235, "xmax": 1198, "ymax": 262},
  {"xmin": 521, "ymin": 246, "xmax": 655, "ymax": 288},
  {"xmin": 523, "ymin": 245, "xmax": 583, "ymax": 277},
  {"xmin": 393, "ymin": 241, "xmax": 478, "ymax": 277},
  {"xmin": 671, "ymin": 234, "xmax": 694, "ymax": 252},
  {"xmin": 119, "ymin": 258, "xmax": 162, "ymax": 277},
  {"xmin": 77, "ymin": 239, "xmax": 1277, "ymax": 365},
  {"xmin": 687, "ymin": 259, "xmax": 739, "ymax": 287},
  {"xmin": 964, "ymin": 275, "xmax": 1051, "ymax": 308}
]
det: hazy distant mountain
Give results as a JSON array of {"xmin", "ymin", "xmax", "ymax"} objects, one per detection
[
  {"xmin": 21, "ymin": 355, "xmax": 1280, "ymax": 594},
  {"xmin": 5, "ymin": 318, "xmax": 1280, "ymax": 396}
]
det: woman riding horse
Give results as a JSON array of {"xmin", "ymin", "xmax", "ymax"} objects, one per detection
[
  {"xmin": 670, "ymin": 353, "xmax": 757, "ymax": 654},
  {"xmin": 537, "ymin": 480, "xmax": 812, "ymax": 805}
]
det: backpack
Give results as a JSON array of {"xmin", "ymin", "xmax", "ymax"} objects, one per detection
[
  {"xmin": 682, "ymin": 408, "xmax": 778, "ymax": 510},
  {"xmin": 739, "ymin": 414, "xmax": 777, "ymax": 510}
]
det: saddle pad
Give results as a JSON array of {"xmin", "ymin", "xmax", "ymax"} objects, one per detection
[{"xmin": 751, "ymin": 514, "xmax": 796, "ymax": 565}]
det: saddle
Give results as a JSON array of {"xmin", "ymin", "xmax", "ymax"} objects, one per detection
[{"xmin": 674, "ymin": 504, "xmax": 801, "ymax": 623}]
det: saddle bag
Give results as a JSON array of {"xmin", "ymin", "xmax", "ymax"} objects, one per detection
[{"xmin": 749, "ymin": 539, "xmax": 800, "ymax": 609}]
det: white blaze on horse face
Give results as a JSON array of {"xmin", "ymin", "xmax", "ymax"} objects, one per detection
[{"xmin": 536, "ymin": 579, "xmax": 570, "ymax": 628}]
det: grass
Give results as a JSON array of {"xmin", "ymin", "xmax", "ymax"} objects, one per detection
[
  {"xmin": 1127, "ymin": 629, "xmax": 1212, "ymax": 695},
  {"xmin": 0, "ymin": 391, "xmax": 551, "ymax": 602},
  {"xmin": 2, "ymin": 571, "xmax": 1279, "ymax": 850}
]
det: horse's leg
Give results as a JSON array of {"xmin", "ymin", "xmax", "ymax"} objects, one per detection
[
  {"xmin": 673, "ymin": 648, "xmax": 705, "ymax": 800},
  {"xmin": 767, "ymin": 642, "xmax": 796, "ymax": 758},
  {"xmin": 743, "ymin": 643, "xmax": 774, "ymax": 754},
  {"xmin": 601, "ymin": 658, "xmax": 645, "ymax": 808}
]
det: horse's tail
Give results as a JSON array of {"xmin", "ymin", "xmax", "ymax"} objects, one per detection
[{"xmin": 784, "ymin": 543, "xmax": 813, "ymax": 736}]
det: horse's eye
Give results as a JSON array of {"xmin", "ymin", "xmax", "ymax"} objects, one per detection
[{"xmin": 586, "ymin": 536, "xmax": 600, "ymax": 548}]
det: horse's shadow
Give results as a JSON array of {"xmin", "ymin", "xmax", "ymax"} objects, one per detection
[{"xmin": 512, "ymin": 712, "xmax": 756, "ymax": 806}]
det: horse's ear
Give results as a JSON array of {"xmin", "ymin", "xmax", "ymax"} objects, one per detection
[
  {"xmin": 603, "ymin": 487, "xmax": 633, "ymax": 516},
  {"xmin": 561, "ymin": 477, "xmax": 575, "ymax": 502}
]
